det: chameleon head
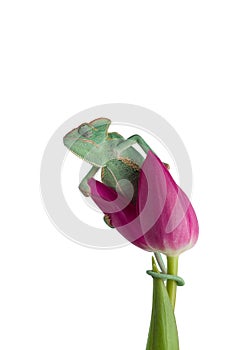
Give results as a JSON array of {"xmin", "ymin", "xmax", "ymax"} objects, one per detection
[{"xmin": 63, "ymin": 118, "xmax": 111, "ymax": 160}]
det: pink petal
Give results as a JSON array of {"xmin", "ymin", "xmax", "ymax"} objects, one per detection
[
  {"xmin": 137, "ymin": 151, "xmax": 199, "ymax": 256},
  {"xmin": 88, "ymin": 178, "xmax": 150, "ymax": 250}
]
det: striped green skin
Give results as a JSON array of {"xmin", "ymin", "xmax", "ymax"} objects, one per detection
[
  {"xmin": 101, "ymin": 158, "xmax": 140, "ymax": 203},
  {"xmin": 100, "ymin": 132, "xmax": 144, "ymax": 227},
  {"xmin": 101, "ymin": 131, "xmax": 144, "ymax": 202}
]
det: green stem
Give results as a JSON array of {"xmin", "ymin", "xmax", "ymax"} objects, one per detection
[
  {"xmin": 166, "ymin": 256, "xmax": 179, "ymax": 310},
  {"xmin": 146, "ymin": 257, "xmax": 179, "ymax": 350}
]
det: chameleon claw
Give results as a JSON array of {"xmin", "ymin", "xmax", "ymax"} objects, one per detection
[
  {"xmin": 80, "ymin": 190, "xmax": 90, "ymax": 197},
  {"xmin": 103, "ymin": 214, "xmax": 114, "ymax": 228}
]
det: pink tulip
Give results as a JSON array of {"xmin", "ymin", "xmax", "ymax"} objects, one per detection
[{"xmin": 88, "ymin": 151, "xmax": 199, "ymax": 256}]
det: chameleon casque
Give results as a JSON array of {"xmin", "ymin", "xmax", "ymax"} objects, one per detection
[{"xmin": 63, "ymin": 118, "xmax": 168, "ymax": 227}]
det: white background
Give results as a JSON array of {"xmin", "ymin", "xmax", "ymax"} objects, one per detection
[{"xmin": 1, "ymin": 1, "xmax": 234, "ymax": 349}]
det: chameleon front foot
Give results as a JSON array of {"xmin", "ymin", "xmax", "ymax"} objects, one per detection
[
  {"xmin": 78, "ymin": 166, "xmax": 100, "ymax": 197},
  {"xmin": 78, "ymin": 182, "xmax": 91, "ymax": 197},
  {"xmin": 103, "ymin": 214, "xmax": 114, "ymax": 228}
]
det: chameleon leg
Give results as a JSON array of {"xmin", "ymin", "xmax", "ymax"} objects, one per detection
[
  {"xmin": 128, "ymin": 134, "xmax": 154, "ymax": 154},
  {"xmin": 116, "ymin": 134, "xmax": 152, "ymax": 155},
  {"xmin": 79, "ymin": 165, "xmax": 99, "ymax": 197},
  {"xmin": 116, "ymin": 135, "xmax": 169, "ymax": 168}
]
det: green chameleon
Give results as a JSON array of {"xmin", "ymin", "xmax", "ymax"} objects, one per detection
[{"xmin": 63, "ymin": 117, "xmax": 168, "ymax": 228}]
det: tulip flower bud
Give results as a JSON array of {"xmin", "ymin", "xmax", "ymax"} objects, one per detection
[{"xmin": 88, "ymin": 151, "xmax": 199, "ymax": 257}]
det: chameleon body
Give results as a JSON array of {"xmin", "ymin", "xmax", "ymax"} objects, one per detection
[{"xmin": 63, "ymin": 118, "xmax": 167, "ymax": 227}]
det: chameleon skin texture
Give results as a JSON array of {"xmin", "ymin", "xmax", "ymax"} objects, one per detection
[{"xmin": 88, "ymin": 151, "xmax": 199, "ymax": 256}]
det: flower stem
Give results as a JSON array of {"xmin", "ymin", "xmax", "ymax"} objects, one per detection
[
  {"xmin": 166, "ymin": 256, "xmax": 179, "ymax": 310},
  {"xmin": 146, "ymin": 257, "xmax": 179, "ymax": 350}
]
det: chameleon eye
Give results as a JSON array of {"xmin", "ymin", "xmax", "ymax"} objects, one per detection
[{"xmin": 78, "ymin": 124, "xmax": 93, "ymax": 138}]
